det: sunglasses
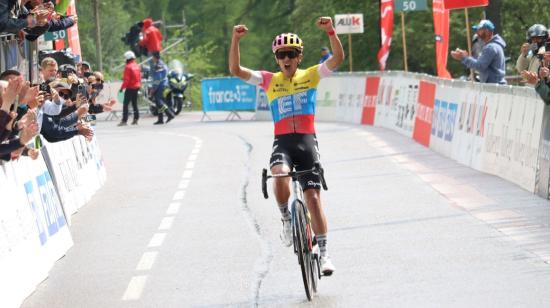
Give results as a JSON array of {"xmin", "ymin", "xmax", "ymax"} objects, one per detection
[
  {"xmin": 275, "ymin": 50, "xmax": 300, "ymax": 60},
  {"xmin": 61, "ymin": 93, "xmax": 71, "ymax": 100}
]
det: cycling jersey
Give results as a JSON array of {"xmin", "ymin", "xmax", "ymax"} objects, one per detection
[{"xmin": 248, "ymin": 62, "xmax": 332, "ymax": 135}]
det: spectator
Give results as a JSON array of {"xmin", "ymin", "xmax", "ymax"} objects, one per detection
[
  {"xmin": 516, "ymin": 24, "xmax": 548, "ymax": 80},
  {"xmin": 451, "ymin": 19, "xmax": 507, "ymax": 84},
  {"xmin": 522, "ymin": 51, "xmax": 550, "ymax": 104},
  {"xmin": 118, "ymin": 50, "xmax": 141, "ymax": 126},
  {"xmin": 0, "ymin": 0, "xmax": 49, "ymax": 35},
  {"xmin": 79, "ymin": 61, "xmax": 92, "ymax": 78},
  {"xmin": 150, "ymin": 53, "xmax": 174, "ymax": 125},
  {"xmin": 319, "ymin": 47, "xmax": 332, "ymax": 64},
  {"xmin": 139, "ymin": 18, "xmax": 163, "ymax": 55}
]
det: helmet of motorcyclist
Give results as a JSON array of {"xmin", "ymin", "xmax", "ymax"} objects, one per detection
[
  {"xmin": 527, "ymin": 24, "xmax": 548, "ymax": 43},
  {"xmin": 124, "ymin": 51, "xmax": 136, "ymax": 60}
]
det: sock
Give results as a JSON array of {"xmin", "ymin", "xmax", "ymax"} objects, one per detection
[
  {"xmin": 278, "ymin": 202, "xmax": 291, "ymax": 220},
  {"xmin": 316, "ymin": 234, "xmax": 328, "ymax": 257}
]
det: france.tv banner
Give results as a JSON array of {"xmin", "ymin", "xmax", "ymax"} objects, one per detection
[{"xmin": 201, "ymin": 77, "xmax": 257, "ymax": 112}]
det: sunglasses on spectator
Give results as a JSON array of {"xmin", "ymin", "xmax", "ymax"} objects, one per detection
[
  {"xmin": 275, "ymin": 50, "xmax": 301, "ymax": 60},
  {"xmin": 61, "ymin": 93, "xmax": 71, "ymax": 100}
]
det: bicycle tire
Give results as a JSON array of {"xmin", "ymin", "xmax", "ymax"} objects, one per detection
[{"xmin": 293, "ymin": 199, "xmax": 313, "ymax": 301}]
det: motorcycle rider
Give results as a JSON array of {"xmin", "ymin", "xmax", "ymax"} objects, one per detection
[
  {"xmin": 164, "ymin": 63, "xmax": 193, "ymax": 115},
  {"xmin": 150, "ymin": 52, "xmax": 175, "ymax": 125}
]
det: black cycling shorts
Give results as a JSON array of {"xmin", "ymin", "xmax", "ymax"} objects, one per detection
[{"xmin": 269, "ymin": 133, "xmax": 322, "ymax": 191}]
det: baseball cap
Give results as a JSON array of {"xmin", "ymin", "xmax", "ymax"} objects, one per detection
[{"xmin": 472, "ymin": 20, "xmax": 495, "ymax": 31}]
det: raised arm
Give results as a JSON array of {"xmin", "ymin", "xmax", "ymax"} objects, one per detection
[
  {"xmin": 316, "ymin": 17, "xmax": 344, "ymax": 71},
  {"xmin": 229, "ymin": 25, "xmax": 253, "ymax": 81}
]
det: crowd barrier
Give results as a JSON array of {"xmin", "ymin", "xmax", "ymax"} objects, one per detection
[
  {"xmin": 201, "ymin": 77, "xmax": 257, "ymax": 120},
  {"xmin": 0, "ymin": 135, "xmax": 106, "ymax": 308},
  {"xmin": 254, "ymin": 71, "xmax": 547, "ymax": 198}
]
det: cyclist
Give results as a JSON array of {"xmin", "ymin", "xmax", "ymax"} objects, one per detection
[{"xmin": 229, "ymin": 17, "xmax": 344, "ymax": 275}]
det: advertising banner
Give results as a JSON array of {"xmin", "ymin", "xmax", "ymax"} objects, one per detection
[
  {"xmin": 335, "ymin": 76, "xmax": 365, "ymax": 124},
  {"xmin": 374, "ymin": 75, "xmax": 419, "ymax": 138},
  {"xmin": 429, "ymin": 82, "xmax": 462, "ymax": 157},
  {"xmin": 413, "ymin": 80, "xmax": 436, "ymax": 147},
  {"xmin": 334, "ymin": 14, "xmax": 364, "ymax": 34},
  {"xmin": 361, "ymin": 76, "xmax": 380, "ymax": 125},
  {"xmin": 443, "ymin": 0, "xmax": 489, "ymax": 10},
  {"xmin": 317, "ymin": 76, "xmax": 340, "ymax": 122},
  {"xmin": 0, "ymin": 156, "xmax": 73, "ymax": 308},
  {"xmin": 201, "ymin": 77, "xmax": 257, "ymax": 112}
]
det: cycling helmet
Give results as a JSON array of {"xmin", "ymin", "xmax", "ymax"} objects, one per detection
[
  {"xmin": 272, "ymin": 33, "xmax": 303, "ymax": 53},
  {"xmin": 124, "ymin": 50, "xmax": 136, "ymax": 60},
  {"xmin": 527, "ymin": 24, "xmax": 548, "ymax": 42}
]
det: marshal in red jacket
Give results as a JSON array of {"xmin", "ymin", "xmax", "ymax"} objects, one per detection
[
  {"xmin": 121, "ymin": 60, "xmax": 142, "ymax": 90},
  {"xmin": 139, "ymin": 18, "xmax": 163, "ymax": 53}
]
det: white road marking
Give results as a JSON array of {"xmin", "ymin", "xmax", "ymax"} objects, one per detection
[
  {"xmin": 158, "ymin": 217, "xmax": 175, "ymax": 230},
  {"xmin": 122, "ymin": 276, "xmax": 148, "ymax": 301},
  {"xmin": 148, "ymin": 233, "xmax": 167, "ymax": 248},
  {"xmin": 182, "ymin": 170, "xmax": 193, "ymax": 178},
  {"xmin": 188, "ymin": 154, "xmax": 198, "ymax": 161},
  {"xmin": 185, "ymin": 161, "xmax": 195, "ymax": 169},
  {"xmin": 178, "ymin": 179, "xmax": 189, "ymax": 189},
  {"xmin": 136, "ymin": 251, "xmax": 158, "ymax": 271},
  {"xmin": 191, "ymin": 148, "xmax": 200, "ymax": 154},
  {"xmin": 172, "ymin": 190, "xmax": 185, "ymax": 200},
  {"xmin": 166, "ymin": 202, "xmax": 180, "ymax": 215}
]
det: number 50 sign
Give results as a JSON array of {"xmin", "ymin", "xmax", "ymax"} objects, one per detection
[{"xmin": 394, "ymin": 0, "xmax": 428, "ymax": 12}]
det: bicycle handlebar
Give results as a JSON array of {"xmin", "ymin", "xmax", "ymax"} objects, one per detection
[{"xmin": 261, "ymin": 163, "xmax": 328, "ymax": 199}]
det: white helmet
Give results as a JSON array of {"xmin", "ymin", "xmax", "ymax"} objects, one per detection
[{"xmin": 124, "ymin": 51, "xmax": 136, "ymax": 60}]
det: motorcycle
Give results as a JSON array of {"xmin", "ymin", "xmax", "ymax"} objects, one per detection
[{"xmin": 163, "ymin": 60, "xmax": 193, "ymax": 115}]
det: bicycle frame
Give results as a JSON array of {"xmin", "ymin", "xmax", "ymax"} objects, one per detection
[{"xmin": 261, "ymin": 163, "xmax": 327, "ymax": 300}]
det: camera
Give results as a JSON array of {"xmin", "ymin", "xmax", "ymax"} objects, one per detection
[
  {"xmin": 39, "ymin": 82, "xmax": 51, "ymax": 94},
  {"xmin": 83, "ymin": 114, "xmax": 96, "ymax": 122}
]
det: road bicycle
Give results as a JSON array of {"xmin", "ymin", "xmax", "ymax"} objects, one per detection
[{"xmin": 261, "ymin": 163, "xmax": 328, "ymax": 301}]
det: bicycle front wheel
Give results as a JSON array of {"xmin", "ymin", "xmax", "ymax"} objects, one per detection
[{"xmin": 292, "ymin": 199, "xmax": 314, "ymax": 301}]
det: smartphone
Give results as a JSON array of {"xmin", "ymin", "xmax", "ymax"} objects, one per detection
[{"xmin": 83, "ymin": 114, "xmax": 96, "ymax": 122}]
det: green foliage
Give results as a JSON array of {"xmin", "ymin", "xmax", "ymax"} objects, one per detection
[{"xmin": 75, "ymin": 0, "xmax": 550, "ymax": 87}]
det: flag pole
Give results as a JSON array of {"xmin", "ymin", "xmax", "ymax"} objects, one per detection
[
  {"xmin": 464, "ymin": 8, "xmax": 474, "ymax": 81},
  {"xmin": 401, "ymin": 12, "xmax": 408, "ymax": 72},
  {"xmin": 348, "ymin": 33, "xmax": 353, "ymax": 72}
]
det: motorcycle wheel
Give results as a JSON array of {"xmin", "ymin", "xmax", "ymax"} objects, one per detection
[{"xmin": 174, "ymin": 97, "xmax": 183, "ymax": 115}]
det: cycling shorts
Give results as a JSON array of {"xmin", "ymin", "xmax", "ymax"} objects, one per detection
[{"xmin": 269, "ymin": 133, "xmax": 322, "ymax": 191}]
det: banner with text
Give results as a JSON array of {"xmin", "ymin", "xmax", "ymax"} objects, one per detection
[{"xmin": 201, "ymin": 77, "xmax": 257, "ymax": 113}]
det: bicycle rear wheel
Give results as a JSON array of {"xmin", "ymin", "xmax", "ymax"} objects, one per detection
[{"xmin": 292, "ymin": 199, "xmax": 314, "ymax": 301}]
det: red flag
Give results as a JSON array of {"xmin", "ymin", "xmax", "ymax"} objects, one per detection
[
  {"xmin": 66, "ymin": 0, "xmax": 82, "ymax": 60},
  {"xmin": 433, "ymin": 0, "xmax": 451, "ymax": 79},
  {"xmin": 377, "ymin": 0, "xmax": 394, "ymax": 71},
  {"xmin": 444, "ymin": 0, "xmax": 489, "ymax": 10}
]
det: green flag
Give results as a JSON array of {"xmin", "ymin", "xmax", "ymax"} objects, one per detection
[{"xmin": 55, "ymin": 0, "xmax": 71, "ymax": 15}]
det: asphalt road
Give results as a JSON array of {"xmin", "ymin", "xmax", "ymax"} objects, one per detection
[{"xmin": 22, "ymin": 112, "xmax": 550, "ymax": 307}]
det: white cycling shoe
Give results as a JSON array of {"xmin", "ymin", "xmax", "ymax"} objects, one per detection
[
  {"xmin": 280, "ymin": 218, "xmax": 292, "ymax": 247},
  {"xmin": 320, "ymin": 255, "xmax": 335, "ymax": 276}
]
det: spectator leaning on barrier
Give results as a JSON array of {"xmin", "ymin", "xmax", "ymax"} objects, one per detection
[
  {"xmin": 0, "ymin": 0, "xmax": 49, "ymax": 35},
  {"xmin": 522, "ymin": 49, "xmax": 550, "ymax": 105},
  {"xmin": 451, "ymin": 19, "xmax": 507, "ymax": 85},
  {"xmin": 516, "ymin": 24, "xmax": 548, "ymax": 83},
  {"xmin": 118, "ymin": 50, "xmax": 141, "ymax": 126}
]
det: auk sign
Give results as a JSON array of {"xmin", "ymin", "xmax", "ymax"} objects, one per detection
[{"xmin": 335, "ymin": 14, "xmax": 364, "ymax": 34}]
